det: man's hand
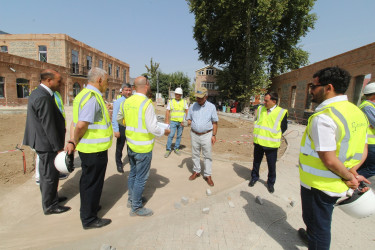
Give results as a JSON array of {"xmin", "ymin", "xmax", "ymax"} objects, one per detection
[
  {"xmin": 65, "ymin": 143, "xmax": 75, "ymax": 155},
  {"xmin": 164, "ymin": 129, "xmax": 171, "ymax": 136},
  {"xmin": 211, "ymin": 135, "xmax": 216, "ymax": 145},
  {"xmin": 114, "ymin": 132, "xmax": 120, "ymax": 138},
  {"xmin": 343, "ymin": 172, "xmax": 360, "ymax": 189}
]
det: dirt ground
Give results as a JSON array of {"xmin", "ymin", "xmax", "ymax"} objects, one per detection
[{"xmin": 0, "ymin": 106, "xmax": 286, "ymax": 186}]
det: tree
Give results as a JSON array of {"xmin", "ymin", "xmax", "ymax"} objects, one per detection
[
  {"xmin": 153, "ymin": 71, "xmax": 191, "ymax": 100},
  {"xmin": 145, "ymin": 57, "xmax": 160, "ymax": 93},
  {"xmin": 187, "ymin": 0, "xmax": 316, "ymax": 103}
]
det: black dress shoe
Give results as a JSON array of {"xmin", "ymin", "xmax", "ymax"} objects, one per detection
[
  {"xmin": 267, "ymin": 185, "xmax": 275, "ymax": 193},
  {"xmin": 117, "ymin": 166, "xmax": 124, "ymax": 173},
  {"xmin": 58, "ymin": 196, "xmax": 67, "ymax": 203},
  {"xmin": 83, "ymin": 218, "xmax": 112, "ymax": 230},
  {"xmin": 249, "ymin": 179, "xmax": 257, "ymax": 187},
  {"xmin": 45, "ymin": 205, "xmax": 71, "ymax": 215}
]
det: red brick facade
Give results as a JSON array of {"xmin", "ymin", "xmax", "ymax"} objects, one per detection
[{"xmin": 270, "ymin": 42, "xmax": 375, "ymax": 123}]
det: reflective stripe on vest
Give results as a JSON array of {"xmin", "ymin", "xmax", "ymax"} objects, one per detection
[
  {"xmin": 122, "ymin": 95, "xmax": 155, "ymax": 153},
  {"xmin": 359, "ymin": 100, "xmax": 375, "ymax": 144},
  {"xmin": 73, "ymin": 88, "xmax": 113, "ymax": 153},
  {"xmin": 170, "ymin": 99, "xmax": 186, "ymax": 122},
  {"xmin": 54, "ymin": 91, "xmax": 66, "ymax": 126},
  {"xmin": 253, "ymin": 106, "xmax": 287, "ymax": 148},
  {"xmin": 299, "ymin": 101, "xmax": 367, "ymax": 193}
]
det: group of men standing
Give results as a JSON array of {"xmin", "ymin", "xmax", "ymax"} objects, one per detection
[{"xmin": 23, "ymin": 65, "xmax": 375, "ymax": 244}]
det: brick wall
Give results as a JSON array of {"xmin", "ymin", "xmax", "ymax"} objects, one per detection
[{"xmin": 270, "ymin": 42, "xmax": 375, "ymax": 123}]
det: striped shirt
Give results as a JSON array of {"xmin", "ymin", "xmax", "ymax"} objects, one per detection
[{"xmin": 187, "ymin": 101, "xmax": 218, "ymax": 133}]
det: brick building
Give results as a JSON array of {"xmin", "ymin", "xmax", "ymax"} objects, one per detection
[
  {"xmin": 194, "ymin": 66, "xmax": 220, "ymax": 103},
  {"xmin": 270, "ymin": 42, "xmax": 375, "ymax": 123},
  {"xmin": 0, "ymin": 33, "xmax": 129, "ymax": 106}
]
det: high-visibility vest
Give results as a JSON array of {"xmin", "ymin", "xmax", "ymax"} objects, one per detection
[
  {"xmin": 359, "ymin": 100, "xmax": 375, "ymax": 145},
  {"xmin": 299, "ymin": 100, "xmax": 368, "ymax": 193},
  {"xmin": 73, "ymin": 88, "xmax": 113, "ymax": 153},
  {"xmin": 169, "ymin": 99, "xmax": 186, "ymax": 122},
  {"xmin": 253, "ymin": 106, "xmax": 288, "ymax": 148},
  {"xmin": 116, "ymin": 95, "xmax": 122, "ymax": 100},
  {"xmin": 121, "ymin": 94, "xmax": 155, "ymax": 153},
  {"xmin": 54, "ymin": 91, "xmax": 66, "ymax": 125}
]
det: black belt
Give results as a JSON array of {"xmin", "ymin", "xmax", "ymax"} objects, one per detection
[{"xmin": 192, "ymin": 129, "xmax": 212, "ymax": 135}]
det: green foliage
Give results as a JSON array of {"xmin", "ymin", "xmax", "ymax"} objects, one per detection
[
  {"xmin": 187, "ymin": 0, "xmax": 316, "ymax": 103},
  {"xmin": 144, "ymin": 58, "xmax": 191, "ymax": 100}
]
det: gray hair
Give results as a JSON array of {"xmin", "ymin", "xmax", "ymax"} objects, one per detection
[
  {"xmin": 122, "ymin": 83, "xmax": 132, "ymax": 89},
  {"xmin": 88, "ymin": 67, "xmax": 107, "ymax": 83}
]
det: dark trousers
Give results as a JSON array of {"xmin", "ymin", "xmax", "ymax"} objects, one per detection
[
  {"xmin": 115, "ymin": 125, "xmax": 126, "ymax": 168},
  {"xmin": 37, "ymin": 151, "xmax": 59, "ymax": 213},
  {"xmin": 78, "ymin": 150, "xmax": 108, "ymax": 226},
  {"xmin": 358, "ymin": 144, "xmax": 375, "ymax": 178},
  {"xmin": 251, "ymin": 143, "xmax": 278, "ymax": 185},
  {"xmin": 301, "ymin": 186, "xmax": 339, "ymax": 250}
]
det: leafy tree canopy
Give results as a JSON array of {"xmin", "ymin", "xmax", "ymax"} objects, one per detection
[{"xmin": 187, "ymin": 0, "xmax": 316, "ymax": 103}]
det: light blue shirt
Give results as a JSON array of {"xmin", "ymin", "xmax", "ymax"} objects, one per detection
[
  {"xmin": 78, "ymin": 84, "xmax": 102, "ymax": 123},
  {"xmin": 187, "ymin": 101, "xmax": 218, "ymax": 133},
  {"xmin": 362, "ymin": 100, "xmax": 375, "ymax": 127},
  {"xmin": 112, "ymin": 96, "xmax": 126, "ymax": 132}
]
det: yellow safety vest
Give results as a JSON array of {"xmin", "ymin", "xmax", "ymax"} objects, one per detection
[
  {"xmin": 169, "ymin": 99, "xmax": 186, "ymax": 122},
  {"xmin": 117, "ymin": 95, "xmax": 122, "ymax": 100},
  {"xmin": 253, "ymin": 106, "xmax": 288, "ymax": 148},
  {"xmin": 359, "ymin": 100, "xmax": 375, "ymax": 145},
  {"xmin": 299, "ymin": 100, "xmax": 368, "ymax": 193},
  {"xmin": 121, "ymin": 94, "xmax": 155, "ymax": 153},
  {"xmin": 54, "ymin": 91, "xmax": 66, "ymax": 125},
  {"xmin": 73, "ymin": 88, "xmax": 113, "ymax": 153}
]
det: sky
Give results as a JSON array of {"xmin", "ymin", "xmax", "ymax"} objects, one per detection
[{"xmin": 1, "ymin": 0, "xmax": 375, "ymax": 83}]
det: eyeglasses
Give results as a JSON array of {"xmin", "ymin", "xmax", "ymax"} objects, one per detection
[{"xmin": 311, "ymin": 83, "xmax": 329, "ymax": 90}]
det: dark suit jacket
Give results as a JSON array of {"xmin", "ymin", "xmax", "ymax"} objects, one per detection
[{"xmin": 23, "ymin": 85, "xmax": 66, "ymax": 152}]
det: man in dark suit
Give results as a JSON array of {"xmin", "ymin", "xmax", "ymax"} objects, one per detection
[{"xmin": 23, "ymin": 69, "xmax": 70, "ymax": 215}]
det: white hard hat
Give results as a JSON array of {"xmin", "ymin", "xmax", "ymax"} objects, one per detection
[
  {"xmin": 54, "ymin": 151, "xmax": 75, "ymax": 174},
  {"xmin": 364, "ymin": 82, "xmax": 375, "ymax": 95},
  {"xmin": 336, "ymin": 188, "xmax": 375, "ymax": 219},
  {"xmin": 175, "ymin": 87, "xmax": 183, "ymax": 95}
]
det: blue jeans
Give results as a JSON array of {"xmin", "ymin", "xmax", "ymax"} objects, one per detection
[
  {"xmin": 301, "ymin": 186, "xmax": 339, "ymax": 250},
  {"xmin": 358, "ymin": 144, "xmax": 375, "ymax": 178},
  {"xmin": 127, "ymin": 147, "xmax": 152, "ymax": 211},
  {"xmin": 166, "ymin": 121, "xmax": 183, "ymax": 151}
]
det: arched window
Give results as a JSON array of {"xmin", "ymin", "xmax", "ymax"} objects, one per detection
[
  {"xmin": 105, "ymin": 88, "xmax": 109, "ymax": 100},
  {"xmin": 73, "ymin": 82, "xmax": 81, "ymax": 97},
  {"xmin": 16, "ymin": 78, "xmax": 29, "ymax": 98}
]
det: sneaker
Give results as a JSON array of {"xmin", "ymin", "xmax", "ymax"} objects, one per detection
[
  {"xmin": 36, "ymin": 178, "xmax": 40, "ymax": 185},
  {"xmin": 164, "ymin": 150, "xmax": 171, "ymax": 158},
  {"xmin": 129, "ymin": 207, "xmax": 153, "ymax": 217},
  {"xmin": 59, "ymin": 173, "xmax": 69, "ymax": 180},
  {"xmin": 174, "ymin": 149, "xmax": 181, "ymax": 156}
]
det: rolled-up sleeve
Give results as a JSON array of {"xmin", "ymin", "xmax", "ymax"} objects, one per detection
[{"xmin": 145, "ymin": 104, "xmax": 165, "ymax": 137}]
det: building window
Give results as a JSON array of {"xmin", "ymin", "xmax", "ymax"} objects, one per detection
[
  {"xmin": 39, "ymin": 46, "xmax": 47, "ymax": 62},
  {"xmin": 291, "ymin": 86, "xmax": 297, "ymax": 108},
  {"xmin": 73, "ymin": 82, "xmax": 81, "ymax": 97},
  {"xmin": 199, "ymin": 71, "xmax": 204, "ymax": 75},
  {"xmin": 16, "ymin": 78, "xmax": 29, "ymax": 98},
  {"xmin": 305, "ymin": 83, "xmax": 313, "ymax": 110},
  {"xmin": 201, "ymin": 81, "xmax": 215, "ymax": 90},
  {"xmin": 0, "ymin": 46, "xmax": 8, "ymax": 53},
  {"xmin": 86, "ymin": 56, "xmax": 92, "ymax": 70},
  {"xmin": 108, "ymin": 63, "xmax": 112, "ymax": 76},
  {"xmin": 123, "ymin": 69, "xmax": 127, "ymax": 82},
  {"xmin": 0, "ymin": 77, "xmax": 4, "ymax": 98},
  {"xmin": 116, "ymin": 66, "xmax": 120, "ymax": 78},
  {"xmin": 99, "ymin": 60, "xmax": 103, "ymax": 69},
  {"xmin": 71, "ymin": 50, "xmax": 79, "ymax": 74},
  {"xmin": 112, "ymin": 89, "xmax": 115, "ymax": 100},
  {"xmin": 277, "ymin": 88, "xmax": 281, "ymax": 105},
  {"xmin": 206, "ymin": 69, "xmax": 214, "ymax": 75},
  {"xmin": 105, "ymin": 88, "xmax": 109, "ymax": 99}
]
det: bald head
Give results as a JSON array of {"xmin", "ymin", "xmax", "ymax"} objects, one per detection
[
  {"xmin": 41, "ymin": 69, "xmax": 58, "ymax": 82},
  {"xmin": 134, "ymin": 76, "xmax": 151, "ymax": 96},
  {"xmin": 40, "ymin": 69, "xmax": 62, "ymax": 91}
]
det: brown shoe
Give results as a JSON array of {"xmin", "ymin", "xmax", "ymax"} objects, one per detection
[
  {"xmin": 189, "ymin": 172, "xmax": 201, "ymax": 180},
  {"xmin": 204, "ymin": 176, "xmax": 214, "ymax": 186}
]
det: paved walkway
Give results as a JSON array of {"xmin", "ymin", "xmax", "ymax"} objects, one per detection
[{"xmin": 1, "ymin": 107, "xmax": 374, "ymax": 249}]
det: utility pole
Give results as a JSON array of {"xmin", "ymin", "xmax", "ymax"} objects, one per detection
[{"xmin": 156, "ymin": 72, "xmax": 159, "ymax": 104}]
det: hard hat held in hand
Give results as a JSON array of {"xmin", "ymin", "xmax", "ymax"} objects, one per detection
[
  {"xmin": 336, "ymin": 187, "xmax": 375, "ymax": 219},
  {"xmin": 54, "ymin": 151, "xmax": 75, "ymax": 174}
]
